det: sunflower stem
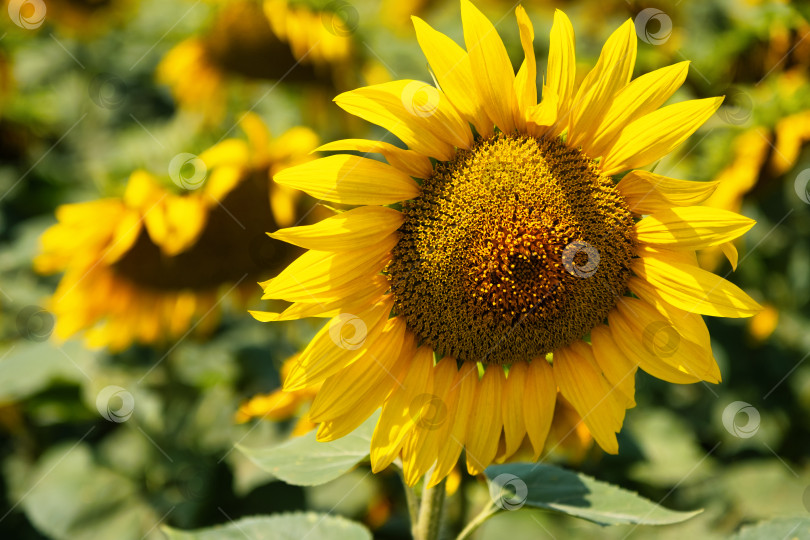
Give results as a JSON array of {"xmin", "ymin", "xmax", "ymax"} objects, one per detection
[
  {"xmin": 397, "ymin": 468, "xmax": 420, "ymax": 529},
  {"xmin": 413, "ymin": 475, "xmax": 446, "ymax": 540},
  {"xmin": 455, "ymin": 501, "xmax": 498, "ymax": 540}
]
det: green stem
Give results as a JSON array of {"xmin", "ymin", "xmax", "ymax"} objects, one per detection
[
  {"xmin": 413, "ymin": 476, "xmax": 447, "ymax": 540},
  {"xmin": 455, "ymin": 501, "xmax": 498, "ymax": 540},
  {"xmin": 397, "ymin": 468, "xmax": 420, "ymax": 529}
]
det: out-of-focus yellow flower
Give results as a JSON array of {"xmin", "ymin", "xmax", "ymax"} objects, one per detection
[
  {"xmin": 699, "ymin": 128, "xmax": 770, "ymax": 271},
  {"xmin": 235, "ymin": 355, "xmax": 321, "ymax": 436},
  {"xmin": 158, "ymin": 0, "xmax": 355, "ymax": 123},
  {"xmin": 34, "ymin": 114, "xmax": 318, "ymax": 351},
  {"xmin": 770, "ymin": 110, "xmax": 810, "ymax": 176},
  {"xmin": 749, "ymin": 304, "xmax": 779, "ymax": 343}
]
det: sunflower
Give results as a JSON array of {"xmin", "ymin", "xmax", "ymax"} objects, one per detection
[
  {"xmin": 253, "ymin": 1, "xmax": 762, "ymax": 487},
  {"xmin": 35, "ymin": 114, "xmax": 317, "ymax": 351},
  {"xmin": 157, "ymin": 0, "xmax": 355, "ymax": 123}
]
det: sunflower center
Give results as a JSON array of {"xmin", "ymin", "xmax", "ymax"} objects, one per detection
[{"xmin": 387, "ymin": 134, "xmax": 637, "ymax": 365}]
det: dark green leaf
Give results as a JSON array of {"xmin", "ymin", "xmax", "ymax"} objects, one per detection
[{"xmin": 162, "ymin": 512, "xmax": 372, "ymax": 540}]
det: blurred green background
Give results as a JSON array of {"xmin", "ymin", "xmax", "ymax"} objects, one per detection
[{"xmin": 2, "ymin": 0, "xmax": 810, "ymax": 538}]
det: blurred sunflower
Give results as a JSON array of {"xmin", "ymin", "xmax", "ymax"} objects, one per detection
[
  {"xmin": 35, "ymin": 114, "xmax": 318, "ymax": 351},
  {"xmin": 254, "ymin": 2, "xmax": 762, "ymax": 486},
  {"xmin": 157, "ymin": 0, "xmax": 356, "ymax": 123}
]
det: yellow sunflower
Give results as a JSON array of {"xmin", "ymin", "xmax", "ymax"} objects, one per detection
[
  {"xmin": 253, "ymin": 2, "xmax": 763, "ymax": 487},
  {"xmin": 157, "ymin": 0, "xmax": 355, "ymax": 123},
  {"xmin": 35, "ymin": 114, "xmax": 318, "ymax": 351}
]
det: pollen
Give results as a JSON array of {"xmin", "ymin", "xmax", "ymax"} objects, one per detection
[{"xmin": 387, "ymin": 134, "xmax": 637, "ymax": 365}]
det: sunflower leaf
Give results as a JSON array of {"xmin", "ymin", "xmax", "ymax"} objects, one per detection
[
  {"xmin": 730, "ymin": 517, "xmax": 810, "ymax": 539},
  {"xmin": 236, "ymin": 411, "xmax": 378, "ymax": 486},
  {"xmin": 162, "ymin": 512, "xmax": 372, "ymax": 540},
  {"xmin": 484, "ymin": 462, "xmax": 702, "ymax": 526}
]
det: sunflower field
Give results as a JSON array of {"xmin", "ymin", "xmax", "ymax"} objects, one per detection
[{"xmin": 2, "ymin": 0, "xmax": 810, "ymax": 538}]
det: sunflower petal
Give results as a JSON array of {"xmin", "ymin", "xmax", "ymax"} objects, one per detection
[
  {"xmin": 411, "ymin": 16, "xmax": 492, "ymax": 137},
  {"xmin": 546, "ymin": 10, "xmax": 576, "ymax": 123},
  {"xmin": 590, "ymin": 325, "xmax": 637, "ymax": 408},
  {"xmin": 461, "ymin": 0, "xmax": 516, "ymax": 134},
  {"xmin": 501, "ymin": 362, "xmax": 528, "ymax": 459},
  {"xmin": 269, "ymin": 206, "xmax": 404, "ymax": 251},
  {"xmin": 617, "ymin": 170, "xmax": 719, "ymax": 214},
  {"xmin": 465, "ymin": 365, "xmax": 504, "ymax": 474},
  {"xmin": 523, "ymin": 358, "xmax": 556, "ymax": 460},
  {"xmin": 315, "ymin": 139, "xmax": 433, "ymax": 179},
  {"xmin": 569, "ymin": 19, "xmax": 637, "ymax": 148},
  {"xmin": 334, "ymin": 80, "xmax": 471, "ymax": 160},
  {"xmin": 274, "ymin": 155, "xmax": 420, "ymax": 205},
  {"xmin": 720, "ymin": 242, "xmax": 739, "ymax": 270},
  {"xmin": 632, "ymin": 253, "xmax": 762, "ymax": 317},
  {"xmin": 554, "ymin": 341, "xmax": 624, "ymax": 454},
  {"xmin": 260, "ymin": 236, "xmax": 396, "ymax": 301},
  {"xmin": 602, "ymin": 97, "xmax": 724, "ymax": 175},
  {"xmin": 635, "ymin": 207, "xmax": 755, "ymax": 250},
  {"xmin": 589, "ymin": 62, "xmax": 690, "ymax": 157},
  {"xmin": 312, "ymin": 318, "xmax": 411, "ymax": 428},
  {"xmin": 370, "ymin": 345, "xmax": 434, "ymax": 472},
  {"xmin": 514, "ymin": 6, "xmax": 537, "ymax": 128}
]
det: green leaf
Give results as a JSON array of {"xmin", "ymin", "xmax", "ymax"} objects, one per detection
[
  {"xmin": 731, "ymin": 517, "xmax": 810, "ymax": 539},
  {"xmin": 236, "ymin": 411, "xmax": 378, "ymax": 486},
  {"xmin": 485, "ymin": 463, "xmax": 702, "ymax": 526},
  {"xmin": 162, "ymin": 512, "xmax": 372, "ymax": 540}
]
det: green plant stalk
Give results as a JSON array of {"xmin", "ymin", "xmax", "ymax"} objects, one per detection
[
  {"xmin": 455, "ymin": 501, "xmax": 498, "ymax": 540},
  {"xmin": 413, "ymin": 476, "xmax": 447, "ymax": 540}
]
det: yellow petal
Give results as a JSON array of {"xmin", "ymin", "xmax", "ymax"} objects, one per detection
[
  {"xmin": 522, "ymin": 358, "xmax": 556, "ymax": 460},
  {"xmin": 590, "ymin": 325, "xmax": 637, "ymax": 408},
  {"xmin": 261, "ymin": 236, "xmax": 396, "ymax": 301},
  {"xmin": 198, "ymin": 139, "xmax": 250, "ymax": 169},
  {"xmin": 602, "ymin": 97, "xmax": 724, "ymax": 176},
  {"xmin": 370, "ymin": 345, "xmax": 434, "ymax": 473},
  {"xmin": 334, "ymin": 80, "xmax": 471, "ymax": 160},
  {"xmin": 501, "ymin": 362, "xmax": 527, "ymax": 459},
  {"xmin": 546, "ymin": 10, "xmax": 576, "ymax": 123},
  {"xmin": 427, "ymin": 362, "xmax": 476, "ymax": 486},
  {"xmin": 249, "ymin": 275, "xmax": 390, "ymax": 322},
  {"xmin": 513, "ymin": 6, "xmax": 537, "ymax": 128},
  {"xmin": 274, "ymin": 155, "xmax": 420, "ymax": 205},
  {"xmin": 635, "ymin": 207, "xmax": 755, "ymax": 250},
  {"xmin": 424, "ymin": 360, "xmax": 468, "ymax": 487},
  {"xmin": 270, "ymin": 206, "xmax": 403, "ymax": 252},
  {"xmin": 315, "ymin": 139, "xmax": 432, "ymax": 179},
  {"xmin": 312, "ymin": 317, "xmax": 411, "ymax": 426},
  {"xmin": 461, "ymin": 0, "xmax": 516, "ymax": 134},
  {"xmin": 526, "ymin": 87, "xmax": 559, "ymax": 136},
  {"xmin": 411, "ymin": 16, "xmax": 492, "ymax": 137},
  {"xmin": 617, "ymin": 170, "xmax": 719, "ymax": 214},
  {"xmin": 632, "ymin": 254, "xmax": 762, "ymax": 317},
  {"xmin": 614, "ymin": 297, "xmax": 720, "ymax": 383},
  {"xmin": 569, "ymin": 19, "xmax": 637, "ymax": 148},
  {"xmin": 590, "ymin": 62, "xmax": 690, "ymax": 158},
  {"xmin": 465, "ymin": 365, "xmax": 503, "ymax": 474},
  {"xmin": 553, "ymin": 341, "xmax": 624, "ymax": 454},
  {"xmin": 720, "ymin": 242, "xmax": 739, "ymax": 270},
  {"xmin": 104, "ymin": 211, "xmax": 143, "ymax": 264},
  {"xmin": 283, "ymin": 298, "xmax": 393, "ymax": 391}
]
